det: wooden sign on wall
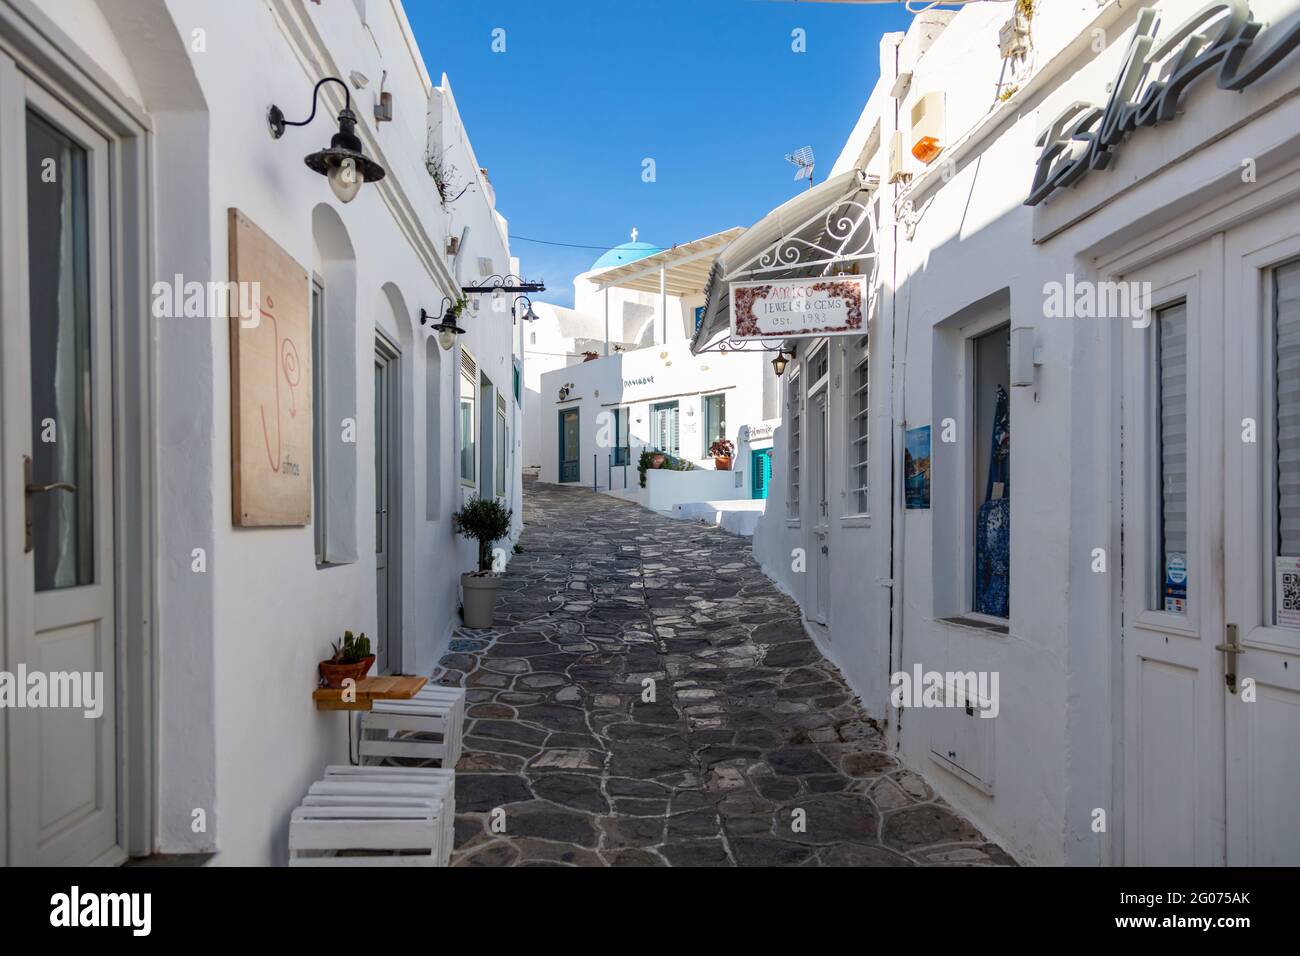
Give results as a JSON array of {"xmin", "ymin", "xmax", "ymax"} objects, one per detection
[{"xmin": 228, "ymin": 208, "xmax": 312, "ymax": 526}]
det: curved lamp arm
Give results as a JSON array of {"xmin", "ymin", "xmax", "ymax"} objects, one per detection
[{"xmin": 269, "ymin": 77, "xmax": 352, "ymax": 139}]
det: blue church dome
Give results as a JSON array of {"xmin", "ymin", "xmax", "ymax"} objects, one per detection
[{"xmin": 591, "ymin": 240, "xmax": 659, "ymax": 271}]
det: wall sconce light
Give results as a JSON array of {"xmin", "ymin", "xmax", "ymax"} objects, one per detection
[
  {"xmin": 511, "ymin": 295, "xmax": 539, "ymax": 324},
  {"xmin": 420, "ymin": 297, "xmax": 467, "ymax": 351},
  {"xmin": 268, "ymin": 77, "xmax": 385, "ymax": 203},
  {"xmin": 771, "ymin": 350, "xmax": 790, "ymax": 377}
]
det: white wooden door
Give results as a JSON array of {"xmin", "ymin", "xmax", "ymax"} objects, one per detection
[
  {"xmin": 1119, "ymin": 239, "xmax": 1226, "ymax": 865},
  {"xmin": 0, "ymin": 59, "xmax": 119, "ymax": 865},
  {"xmin": 1222, "ymin": 209, "xmax": 1300, "ymax": 865}
]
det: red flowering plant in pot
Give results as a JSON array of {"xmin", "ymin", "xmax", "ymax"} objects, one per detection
[
  {"xmin": 319, "ymin": 630, "xmax": 374, "ymax": 688},
  {"xmin": 709, "ymin": 438, "xmax": 735, "ymax": 471}
]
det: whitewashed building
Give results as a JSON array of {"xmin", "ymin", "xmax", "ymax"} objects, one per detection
[
  {"xmin": 0, "ymin": 0, "xmax": 521, "ymax": 865},
  {"xmin": 704, "ymin": 0, "xmax": 1300, "ymax": 865},
  {"xmin": 534, "ymin": 232, "xmax": 781, "ymax": 512}
]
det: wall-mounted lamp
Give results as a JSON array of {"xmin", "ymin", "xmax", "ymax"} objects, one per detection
[
  {"xmin": 771, "ymin": 350, "xmax": 790, "ymax": 377},
  {"xmin": 511, "ymin": 295, "xmax": 539, "ymax": 324},
  {"xmin": 268, "ymin": 77, "xmax": 385, "ymax": 203},
  {"xmin": 421, "ymin": 296, "xmax": 467, "ymax": 351}
]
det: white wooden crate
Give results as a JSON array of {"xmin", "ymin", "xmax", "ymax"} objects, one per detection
[
  {"xmin": 289, "ymin": 770, "xmax": 455, "ymax": 866},
  {"xmin": 358, "ymin": 687, "xmax": 465, "ymax": 768}
]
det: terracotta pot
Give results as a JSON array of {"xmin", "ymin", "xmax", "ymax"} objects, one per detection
[
  {"xmin": 714, "ymin": 456, "xmax": 733, "ymax": 471},
  {"xmin": 318, "ymin": 655, "xmax": 374, "ymax": 689},
  {"xmin": 650, "ymin": 453, "xmax": 666, "ymax": 468}
]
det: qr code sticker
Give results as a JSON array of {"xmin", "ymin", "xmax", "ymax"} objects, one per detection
[{"xmin": 1283, "ymin": 571, "xmax": 1300, "ymax": 611}]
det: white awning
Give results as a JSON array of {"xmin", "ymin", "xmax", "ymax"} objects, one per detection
[
  {"xmin": 691, "ymin": 168, "xmax": 879, "ymax": 354},
  {"xmin": 589, "ymin": 227, "xmax": 744, "ymax": 297}
]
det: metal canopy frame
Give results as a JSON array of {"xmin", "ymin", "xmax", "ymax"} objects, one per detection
[{"xmin": 696, "ymin": 173, "xmax": 880, "ymax": 354}]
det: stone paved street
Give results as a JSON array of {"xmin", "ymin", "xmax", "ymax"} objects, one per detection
[{"xmin": 435, "ymin": 478, "xmax": 1013, "ymax": 866}]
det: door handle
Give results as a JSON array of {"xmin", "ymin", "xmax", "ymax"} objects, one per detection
[
  {"xmin": 1214, "ymin": 622, "xmax": 1241, "ymax": 694},
  {"xmin": 23, "ymin": 454, "xmax": 78, "ymax": 554}
]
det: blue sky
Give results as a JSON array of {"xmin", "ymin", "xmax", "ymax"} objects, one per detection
[{"xmin": 406, "ymin": 0, "xmax": 913, "ymax": 306}]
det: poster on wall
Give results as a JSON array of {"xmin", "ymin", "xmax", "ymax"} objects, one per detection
[
  {"xmin": 729, "ymin": 274, "xmax": 868, "ymax": 341},
  {"xmin": 228, "ymin": 208, "xmax": 312, "ymax": 527},
  {"xmin": 1276, "ymin": 556, "xmax": 1300, "ymax": 629},
  {"xmin": 904, "ymin": 425, "xmax": 931, "ymax": 510}
]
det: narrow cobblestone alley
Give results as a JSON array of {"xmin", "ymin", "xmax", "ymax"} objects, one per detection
[{"xmin": 436, "ymin": 479, "xmax": 1013, "ymax": 866}]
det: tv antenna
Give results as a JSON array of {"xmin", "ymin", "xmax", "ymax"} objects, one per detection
[{"xmin": 785, "ymin": 146, "xmax": 815, "ymax": 188}]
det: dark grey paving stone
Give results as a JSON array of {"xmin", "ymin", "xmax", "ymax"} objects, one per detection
[
  {"xmin": 456, "ymin": 773, "xmax": 534, "ymax": 812},
  {"xmin": 882, "ymin": 804, "xmax": 984, "ymax": 851},
  {"xmin": 530, "ymin": 773, "xmax": 610, "ymax": 814}
]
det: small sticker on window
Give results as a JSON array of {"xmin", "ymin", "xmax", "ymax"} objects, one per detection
[
  {"xmin": 1164, "ymin": 552, "xmax": 1187, "ymax": 614},
  {"xmin": 1275, "ymin": 556, "xmax": 1300, "ymax": 629}
]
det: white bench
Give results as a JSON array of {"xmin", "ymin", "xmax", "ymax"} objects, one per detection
[
  {"xmin": 288, "ymin": 766, "xmax": 456, "ymax": 866},
  {"xmin": 358, "ymin": 686, "xmax": 466, "ymax": 769}
]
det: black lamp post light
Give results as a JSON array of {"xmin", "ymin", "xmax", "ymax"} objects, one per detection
[
  {"xmin": 269, "ymin": 77, "xmax": 385, "ymax": 203},
  {"xmin": 511, "ymin": 295, "xmax": 539, "ymax": 323},
  {"xmin": 421, "ymin": 296, "xmax": 468, "ymax": 351}
]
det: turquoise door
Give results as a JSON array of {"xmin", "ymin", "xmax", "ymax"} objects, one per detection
[{"xmin": 751, "ymin": 449, "xmax": 772, "ymax": 499}]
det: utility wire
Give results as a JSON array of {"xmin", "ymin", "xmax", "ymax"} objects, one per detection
[{"xmin": 509, "ymin": 234, "xmax": 672, "ymax": 253}]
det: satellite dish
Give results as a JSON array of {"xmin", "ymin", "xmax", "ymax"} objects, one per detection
[{"xmin": 785, "ymin": 146, "xmax": 815, "ymax": 187}]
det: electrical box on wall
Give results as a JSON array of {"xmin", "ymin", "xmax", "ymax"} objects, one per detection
[
  {"xmin": 910, "ymin": 92, "xmax": 945, "ymax": 164},
  {"xmin": 1010, "ymin": 325, "xmax": 1040, "ymax": 387}
]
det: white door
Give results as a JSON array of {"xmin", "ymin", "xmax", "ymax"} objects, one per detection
[
  {"xmin": 0, "ymin": 59, "xmax": 120, "ymax": 865},
  {"xmin": 1119, "ymin": 239, "xmax": 1226, "ymax": 865},
  {"xmin": 1222, "ymin": 208, "xmax": 1300, "ymax": 866},
  {"xmin": 809, "ymin": 389, "xmax": 830, "ymax": 625}
]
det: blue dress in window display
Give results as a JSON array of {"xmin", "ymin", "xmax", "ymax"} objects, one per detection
[{"xmin": 975, "ymin": 385, "xmax": 1010, "ymax": 618}]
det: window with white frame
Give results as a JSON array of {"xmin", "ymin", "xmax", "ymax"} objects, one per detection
[
  {"xmin": 846, "ymin": 336, "xmax": 869, "ymax": 515},
  {"xmin": 1274, "ymin": 260, "xmax": 1300, "ymax": 626},
  {"xmin": 459, "ymin": 348, "xmax": 477, "ymax": 485},
  {"xmin": 787, "ymin": 366, "xmax": 802, "ymax": 521}
]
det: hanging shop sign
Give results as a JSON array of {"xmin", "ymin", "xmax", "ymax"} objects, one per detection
[
  {"xmin": 729, "ymin": 274, "xmax": 867, "ymax": 341},
  {"xmin": 1027, "ymin": 1, "xmax": 1300, "ymax": 206}
]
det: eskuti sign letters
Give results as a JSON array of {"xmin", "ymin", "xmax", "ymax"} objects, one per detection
[
  {"xmin": 729, "ymin": 275, "xmax": 867, "ymax": 340},
  {"xmin": 1028, "ymin": 1, "xmax": 1300, "ymax": 206}
]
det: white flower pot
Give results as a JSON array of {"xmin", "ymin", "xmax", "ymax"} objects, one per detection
[{"xmin": 461, "ymin": 572, "xmax": 503, "ymax": 628}]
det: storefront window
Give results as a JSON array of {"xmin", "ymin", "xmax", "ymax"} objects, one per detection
[{"xmin": 973, "ymin": 326, "xmax": 1010, "ymax": 618}]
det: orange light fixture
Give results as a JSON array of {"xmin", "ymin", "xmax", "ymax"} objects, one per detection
[{"xmin": 911, "ymin": 136, "xmax": 942, "ymax": 163}]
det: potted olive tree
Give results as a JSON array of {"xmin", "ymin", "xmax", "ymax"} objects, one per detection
[{"xmin": 452, "ymin": 495, "xmax": 514, "ymax": 628}]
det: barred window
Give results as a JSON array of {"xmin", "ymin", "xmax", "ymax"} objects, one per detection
[{"xmin": 847, "ymin": 337, "xmax": 869, "ymax": 514}]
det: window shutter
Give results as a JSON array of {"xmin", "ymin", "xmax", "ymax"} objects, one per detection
[
  {"xmin": 1158, "ymin": 303, "xmax": 1189, "ymax": 577},
  {"xmin": 1277, "ymin": 261, "xmax": 1300, "ymax": 555}
]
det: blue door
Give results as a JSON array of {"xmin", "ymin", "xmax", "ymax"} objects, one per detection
[{"xmin": 751, "ymin": 448, "xmax": 772, "ymax": 499}]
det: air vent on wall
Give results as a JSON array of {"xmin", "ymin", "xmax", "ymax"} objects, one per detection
[{"xmin": 460, "ymin": 348, "xmax": 477, "ymax": 381}]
